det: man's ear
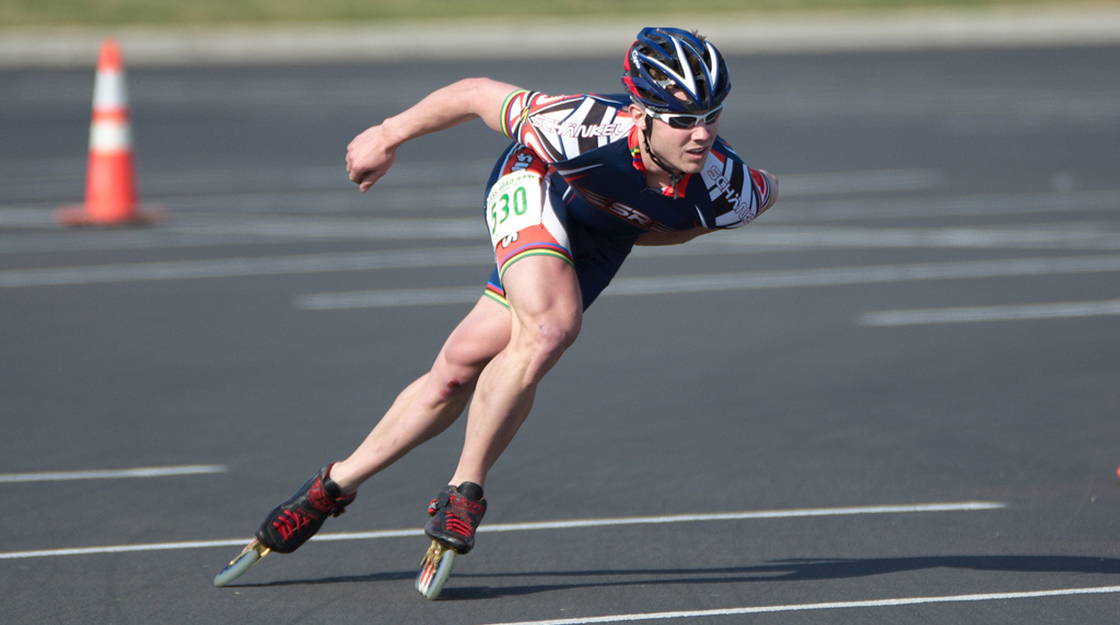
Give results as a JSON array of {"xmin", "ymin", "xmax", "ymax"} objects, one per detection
[{"xmin": 628, "ymin": 104, "xmax": 647, "ymax": 131}]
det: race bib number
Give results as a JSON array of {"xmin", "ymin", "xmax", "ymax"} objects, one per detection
[{"xmin": 486, "ymin": 171, "xmax": 543, "ymax": 248}]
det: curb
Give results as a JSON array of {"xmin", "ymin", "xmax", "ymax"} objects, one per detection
[{"xmin": 3, "ymin": 7, "xmax": 1120, "ymax": 68}]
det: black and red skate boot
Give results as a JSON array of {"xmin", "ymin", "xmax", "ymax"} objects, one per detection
[
  {"xmin": 254, "ymin": 464, "xmax": 356, "ymax": 554},
  {"xmin": 424, "ymin": 482, "xmax": 486, "ymax": 554}
]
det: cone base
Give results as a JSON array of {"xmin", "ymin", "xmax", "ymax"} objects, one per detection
[{"xmin": 56, "ymin": 204, "xmax": 165, "ymax": 227}]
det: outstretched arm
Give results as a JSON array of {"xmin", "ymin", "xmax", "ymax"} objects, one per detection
[{"xmin": 346, "ymin": 77, "xmax": 521, "ymax": 193}]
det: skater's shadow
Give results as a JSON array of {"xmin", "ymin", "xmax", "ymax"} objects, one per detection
[
  {"xmin": 438, "ymin": 555, "xmax": 1120, "ymax": 600},
  {"xmin": 229, "ymin": 570, "xmax": 415, "ymax": 588},
  {"xmin": 223, "ymin": 555, "xmax": 1120, "ymax": 598}
]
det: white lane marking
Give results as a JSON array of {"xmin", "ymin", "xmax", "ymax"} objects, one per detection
[
  {"xmin": 296, "ymin": 255, "xmax": 1120, "ymax": 310},
  {"xmin": 297, "ymin": 286, "xmax": 484, "ymax": 310},
  {"xmin": 5, "ymin": 188, "xmax": 1118, "ymax": 237},
  {"xmin": 299, "ymin": 286, "xmax": 484, "ymax": 310},
  {"xmin": 0, "ymin": 247, "xmax": 491, "ymax": 288},
  {"xmin": 0, "ymin": 159, "xmax": 492, "ymax": 204},
  {"xmin": 778, "ymin": 169, "xmax": 940, "ymax": 196},
  {"xmin": 0, "ymin": 167, "xmax": 933, "ymax": 208},
  {"xmin": 4, "ymin": 222, "xmax": 1120, "ymax": 286},
  {"xmin": 604, "ymin": 256, "xmax": 1120, "ymax": 295},
  {"xmin": 0, "ymin": 539, "xmax": 255, "ymax": 560},
  {"xmin": 6, "ymin": 220, "xmax": 1119, "ymax": 255},
  {"xmin": 0, "ymin": 501, "xmax": 1002, "ymax": 560},
  {"xmin": 476, "ymin": 586, "xmax": 1120, "ymax": 625},
  {"xmin": 0, "ymin": 465, "xmax": 227, "ymax": 483},
  {"xmin": 860, "ymin": 299, "xmax": 1120, "ymax": 326},
  {"xmin": 766, "ymin": 189, "xmax": 1120, "ymax": 223},
  {"xmin": 685, "ymin": 224, "xmax": 1120, "ymax": 252},
  {"xmin": 473, "ymin": 501, "xmax": 1005, "ymax": 533}
]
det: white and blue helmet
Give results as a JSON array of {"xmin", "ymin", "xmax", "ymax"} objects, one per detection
[{"xmin": 622, "ymin": 27, "xmax": 731, "ymax": 113}]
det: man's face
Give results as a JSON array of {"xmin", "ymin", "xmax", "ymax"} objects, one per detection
[{"xmin": 630, "ymin": 104, "xmax": 720, "ymax": 176}]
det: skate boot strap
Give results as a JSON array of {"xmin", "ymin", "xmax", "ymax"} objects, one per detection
[
  {"xmin": 318, "ymin": 467, "xmax": 356, "ymax": 516},
  {"xmin": 428, "ymin": 483, "xmax": 485, "ymax": 516}
]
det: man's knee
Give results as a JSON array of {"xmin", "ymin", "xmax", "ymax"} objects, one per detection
[
  {"xmin": 517, "ymin": 307, "xmax": 581, "ymax": 364},
  {"xmin": 500, "ymin": 254, "xmax": 583, "ymax": 366},
  {"xmin": 433, "ymin": 342, "xmax": 489, "ymax": 401}
]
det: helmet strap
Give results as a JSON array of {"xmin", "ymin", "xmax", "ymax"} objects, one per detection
[{"xmin": 641, "ymin": 121, "xmax": 684, "ymax": 188}]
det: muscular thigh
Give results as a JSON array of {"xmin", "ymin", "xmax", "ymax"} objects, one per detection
[{"xmin": 437, "ymin": 296, "xmax": 511, "ymax": 376}]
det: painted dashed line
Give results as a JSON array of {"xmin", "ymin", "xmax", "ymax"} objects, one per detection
[
  {"xmin": 296, "ymin": 256, "xmax": 1120, "ymax": 309},
  {"xmin": 0, "ymin": 464, "xmax": 227, "ymax": 483},
  {"xmin": 0, "ymin": 501, "xmax": 1002, "ymax": 560},
  {"xmin": 474, "ymin": 585, "xmax": 1120, "ymax": 625},
  {"xmin": 859, "ymin": 298, "xmax": 1120, "ymax": 326}
]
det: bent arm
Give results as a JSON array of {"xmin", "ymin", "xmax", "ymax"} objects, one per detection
[
  {"xmin": 346, "ymin": 77, "xmax": 521, "ymax": 192},
  {"xmin": 756, "ymin": 168, "xmax": 779, "ymax": 216},
  {"xmin": 637, "ymin": 169, "xmax": 779, "ymax": 246}
]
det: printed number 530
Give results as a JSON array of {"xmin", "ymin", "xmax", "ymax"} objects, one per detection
[
  {"xmin": 489, "ymin": 187, "xmax": 528, "ymax": 234},
  {"xmin": 485, "ymin": 171, "xmax": 542, "ymax": 247}
]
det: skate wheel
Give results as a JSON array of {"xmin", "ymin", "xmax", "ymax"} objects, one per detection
[
  {"xmin": 213, "ymin": 540, "xmax": 270, "ymax": 587},
  {"xmin": 415, "ymin": 540, "xmax": 456, "ymax": 600}
]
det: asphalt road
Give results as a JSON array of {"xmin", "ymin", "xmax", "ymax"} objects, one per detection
[{"xmin": 1, "ymin": 44, "xmax": 1119, "ymax": 624}]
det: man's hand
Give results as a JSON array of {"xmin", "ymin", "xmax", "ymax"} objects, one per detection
[
  {"xmin": 346, "ymin": 124, "xmax": 398, "ymax": 193},
  {"xmin": 344, "ymin": 78, "xmax": 521, "ymax": 194}
]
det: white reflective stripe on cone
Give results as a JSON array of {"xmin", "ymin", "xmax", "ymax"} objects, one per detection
[
  {"xmin": 93, "ymin": 70, "xmax": 127, "ymax": 108},
  {"xmin": 89, "ymin": 119, "xmax": 131, "ymax": 151}
]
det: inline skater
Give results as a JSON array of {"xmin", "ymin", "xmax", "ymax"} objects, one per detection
[{"xmin": 215, "ymin": 27, "xmax": 778, "ymax": 598}]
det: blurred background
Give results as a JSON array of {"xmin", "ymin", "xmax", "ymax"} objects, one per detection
[
  {"xmin": 2, "ymin": 0, "xmax": 1103, "ymax": 26},
  {"xmin": 2, "ymin": 1, "xmax": 1119, "ymax": 624}
]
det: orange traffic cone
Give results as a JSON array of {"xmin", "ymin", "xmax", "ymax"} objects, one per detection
[{"xmin": 58, "ymin": 38, "xmax": 161, "ymax": 226}]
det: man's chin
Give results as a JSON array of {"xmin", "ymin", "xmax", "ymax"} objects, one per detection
[
  {"xmin": 680, "ymin": 149, "xmax": 711, "ymax": 172},
  {"xmin": 678, "ymin": 159, "xmax": 706, "ymax": 174}
]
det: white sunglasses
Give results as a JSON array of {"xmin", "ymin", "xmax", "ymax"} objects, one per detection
[{"xmin": 643, "ymin": 105, "xmax": 724, "ymax": 129}]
